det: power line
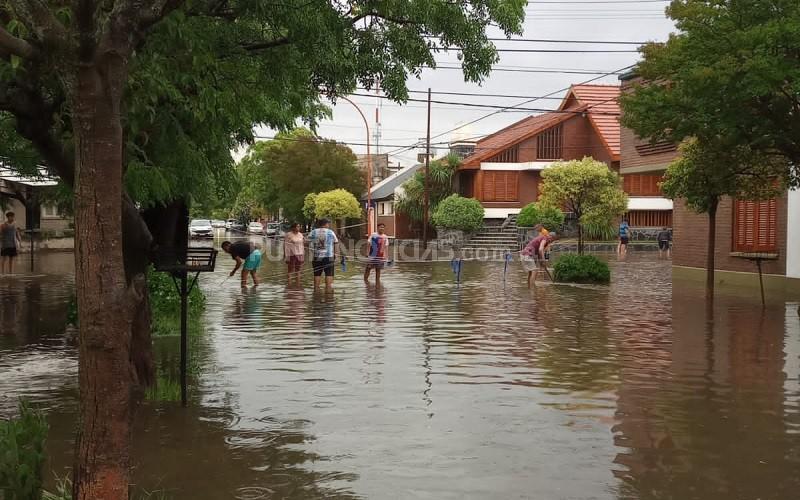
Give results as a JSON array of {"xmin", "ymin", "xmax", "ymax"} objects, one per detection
[
  {"xmin": 348, "ymin": 93, "xmax": 620, "ymax": 115},
  {"xmin": 428, "ymin": 65, "xmax": 626, "ymax": 76},
  {"xmin": 527, "ymin": 0, "xmax": 667, "ymax": 3},
  {"xmin": 484, "ymin": 37, "xmax": 650, "ymax": 44},
  {"xmin": 384, "ymin": 63, "xmax": 635, "ymax": 158},
  {"xmin": 440, "ymin": 47, "xmax": 639, "ymax": 53}
]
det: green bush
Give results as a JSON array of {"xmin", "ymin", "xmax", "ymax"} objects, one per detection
[
  {"xmin": 516, "ymin": 203, "xmax": 565, "ymax": 229},
  {"xmin": 147, "ymin": 267, "xmax": 206, "ymax": 337},
  {"xmin": 431, "ymin": 195, "xmax": 484, "ymax": 232},
  {"xmin": 0, "ymin": 400, "xmax": 48, "ymax": 500},
  {"xmin": 581, "ymin": 219, "xmax": 617, "ymax": 241},
  {"xmin": 553, "ymin": 254, "xmax": 611, "ymax": 284}
]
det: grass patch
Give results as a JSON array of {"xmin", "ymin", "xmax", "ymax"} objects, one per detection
[
  {"xmin": 0, "ymin": 400, "xmax": 48, "ymax": 500},
  {"xmin": 144, "ymin": 374, "xmax": 182, "ymax": 402}
]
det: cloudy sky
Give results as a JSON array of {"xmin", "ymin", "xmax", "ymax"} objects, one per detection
[{"xmin": 254, "ymin": 0, "xmax": 676, "ymax": 167}]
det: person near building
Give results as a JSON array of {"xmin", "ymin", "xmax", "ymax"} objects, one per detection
[
  {"xmin": 657, "ymin": 227, "xmax": 672, "ymax": 259},
  {"xmin": 617, "ymin": 218, "xmax": 631, "ymax": 259},
  {"xmin": 1, "ymin": 211, "xmax": 22, "ymax": 274}
]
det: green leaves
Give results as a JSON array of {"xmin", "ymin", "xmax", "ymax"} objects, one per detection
[
  {"xmin": 431, "ymin": 194, "xmax": 484, "ymax": 232},
  {"xmin": 620, "ymin": 0, "xmax": 800, "ymax": 185},
  {"xmin": 517, "ymin": 203, "xmax": 564, "ymax": 230},
  {"xmin": 313, "ymin": 189, "xmax": 362, "ymax": 221},
  {"xmin": 553, "ymin": 254, "xmax": 610, "ymax": 284},
  {"xmin": 395, "ymin": 154, "xmax": 460, "ymax": 223},
  {"xmin": 0, "ymin": 400, "xmax": 48, "ymax": 500}
]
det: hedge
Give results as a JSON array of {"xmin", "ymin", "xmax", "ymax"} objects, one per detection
[
  {"xmin": 431, "ymin": 194, "xmax": 484, "ymax": 232},
  {"xmin": 553, "ymin": 254, "xmax": 610, "ymax": 284},
  {"xmin": 516, "ymin": 202, "xmax": 565, "ymax": 230}
]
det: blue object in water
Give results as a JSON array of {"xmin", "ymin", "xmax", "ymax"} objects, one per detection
[{"xmin": 340, "ymin": 255, "xmax": 347, "ymax": 272}]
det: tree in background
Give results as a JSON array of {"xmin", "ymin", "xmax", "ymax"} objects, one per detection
[
  {"xmin": 538, "ymin": 158, "xmax": 628, "ymax": 254},
  {"xmin": 660, "ymin": 139, "xmax": 787, "ymax": 299},
  {"xmin": 395, "ymin": 154, "xmax": 461, "ymax": 224},
  {"xmin": 620, "ymin": 0, "xmax": 800, "ymax": 187},
  {"xmin": 312, "ymin": 189, "xmax": 362, "ymax": 228},
  {"xmin": 0, "ymin": 0, "xmax": 525, "ymax": 496},
  {"xmin": 236, "ymin": 129, "xmax": 365, "ymax": 222},
  {"xmin": 516, "ymin": 203, "xmax": 565, "ymax": 230},
  {"xmin": 431, "ymin": 195, "xmax": 484, "ymax": 233},
  {"xmin": 302, "ymin": 193, "xmax": 318, "ymax": 225}
]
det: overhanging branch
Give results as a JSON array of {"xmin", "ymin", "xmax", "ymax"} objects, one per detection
[{"xmin": 0, "ymin": 27, "xmax": 37, "ymax": 59}]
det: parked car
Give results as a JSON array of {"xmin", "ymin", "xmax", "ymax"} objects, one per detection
[
  {"xmin": 265, "ymin": 222, "xmax": 281, "ymax": 236},
  {"xmin": 226, "ymin": 219, "xmax": 245, "ymax": 232},
  {"xmin": 247, "ymin": 221, "xmax": 264, "ymax": 235},
  {"xmin": 211, "ymin": 219, "xmax": 226, "ymax": 228},
  {"xmin": 189, "ymin": 219, "xmax": 213, "ymax": 238}
]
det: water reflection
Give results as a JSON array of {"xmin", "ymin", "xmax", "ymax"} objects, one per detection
[{"xmin": 1, "ymin": 253, "xmax": 800, "ymax": 499}]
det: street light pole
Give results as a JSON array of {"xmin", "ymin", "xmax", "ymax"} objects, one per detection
[
  {"xmin": 422, "ymin": 88, "xmax": 432, "ymax": 249},
  {"xmin": 339, "ymin": 96, "xmax": 373, "ymax": 235}
]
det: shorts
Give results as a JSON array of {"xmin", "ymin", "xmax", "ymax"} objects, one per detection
[
  {"xmin": 521, "ymin": 255, "xmax": 538, "ymax": 272},
  {"xmin": 620, "ymin": 237, "xmax": 629, "ymax": 245},
  {"xmin": 1, "ymin": 247, "xmax": 17, "ymax": 257},
  {"xmin": 367, "ymin": 258, "xmax": 386, "ymax": 270},
  {"xmin": 658, "ymin": 240, "xmax": 670, "ymax": 251},
  {"xmin": 313, "ymin": 257, "xmax": 335, "ymax": 277},
  {"xmin": 243, "ymin": 250, "xmax": 262, "ymax": 271},
  {"xmin": 287, "ymin": 255, "xmax": 304, "ymax": 272}
]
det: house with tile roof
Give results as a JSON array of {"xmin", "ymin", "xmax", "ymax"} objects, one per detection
[{"xmin": 456, "ymin": 84, "xmax": 673, "ymax": 228}]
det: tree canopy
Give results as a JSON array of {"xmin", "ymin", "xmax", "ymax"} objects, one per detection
[
  {"xmin": 395, "ymin": 154, "xmax": 461, "ymax": 223},
  {"xmin": 313, "ymin": 189, "xmax": 362, "ymax": 221},
  {"xmin": 620, "ymin": 0, "xmax": 800, "ymax": 185},
  {"xmin": 235, "ymin": 129, "xmax": 365, "ymax": 222},
  {"xmin": 539, "ymin": 158, "xmax": 628, "ymax": 253}
]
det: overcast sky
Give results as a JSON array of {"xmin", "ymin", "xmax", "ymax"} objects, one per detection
[{"xmin": 253, "ymin": 0, "xmax": 676, "ymax": 167}]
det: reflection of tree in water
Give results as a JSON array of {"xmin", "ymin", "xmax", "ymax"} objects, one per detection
[
  {"xmin": 43, "ymin": 401, "xmax": 360, "ymax": 499},
  {"xmin": 613, "ymin": 293, "xmax": 800, "ymax": 500},
  {"xmin": 531, "ymin": 285, "xmax": 620, "ymax": 393}
]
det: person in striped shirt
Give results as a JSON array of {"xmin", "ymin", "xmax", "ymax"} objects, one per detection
[{"xmin": 364, "ymin": 223, "xmax": 389, "ymax": 285}]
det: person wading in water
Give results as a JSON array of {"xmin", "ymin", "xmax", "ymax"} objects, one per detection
[{"xmin": 1, "ymin": 211, "xmax": 22, "ymax": 274}]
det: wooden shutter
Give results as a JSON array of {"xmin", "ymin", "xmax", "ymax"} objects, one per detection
[
  {"xmin": 733, "ymin": 198, "xmax": 777, "ymax": 252},
  {"xmin": 482, "ymin": 171, "xmax": 519, "ymax": 202}
]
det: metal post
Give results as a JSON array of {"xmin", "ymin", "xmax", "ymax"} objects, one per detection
[
  {"xmin": 29, "ymin": 231, "xmax": 34, "ymax": 272},
  {"xmin": 422, "ymin": 88, "xmax": 432, "ymax": 249},
  {"xmin": 756, "ymin": 258, "xmax": 765, "ymax": 307},
  {"xmin": 340, "ymin": 96, "xmax": 373, "ymax": 235},
  {"xmin": 180, "ymin": 272, "xmax": 188, "ymax": 406}
]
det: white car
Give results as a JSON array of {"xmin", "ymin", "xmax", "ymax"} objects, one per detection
[
  {"xmin": 189, "ymin": 219, "xmax": 213, "ymax": 238},
  {"xmin": 247, "ymin": 221, "xmax": 264, "ymax": 235},
  {"xmin": 265, "ymin": 222, "xmax": 281, "ymax": 236},
  {"xmin": 211, "ymin": 220, "xmax": 226, "ymax": 228}
]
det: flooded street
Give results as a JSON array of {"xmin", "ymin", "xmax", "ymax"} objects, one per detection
[{"xmin": 2, "ymin": 248, "xmax": 800, "ymax": 499}]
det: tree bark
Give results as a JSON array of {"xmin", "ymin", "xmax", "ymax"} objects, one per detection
[
  {"xmin": 706, "ymin": 200, "xmax": 718, "ymax": 302},
  {"xmin": 71, "ymin": 55, "xmax": 135, "ymax": 500}
]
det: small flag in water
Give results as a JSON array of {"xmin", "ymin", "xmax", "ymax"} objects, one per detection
[{"xmin": 340, "ymin": 255, "xmax": 347, "ymax": 272}]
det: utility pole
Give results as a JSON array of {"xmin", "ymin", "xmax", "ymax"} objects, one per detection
[{"xmin": 422, "ymin": 88, "xmax": 431, "ymax": 249}]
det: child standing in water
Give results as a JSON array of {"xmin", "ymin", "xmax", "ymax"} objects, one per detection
[{"xmin": 364, "ymin": 223, "xmax": 389, "ymax": 285}]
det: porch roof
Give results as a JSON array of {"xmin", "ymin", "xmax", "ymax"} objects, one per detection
[
  {"xmin": 627, "ymin": 197, "xmax": 673, "ymax": 211},
  {"xmin": 0, "ymin": 167, "xmax": 58, "ymax": 187}
]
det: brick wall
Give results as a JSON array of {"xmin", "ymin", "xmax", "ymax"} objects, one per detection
[
  {"xmin": 377, "ymin": 214, "xmax": 395, "ymax": 238},
  {"xmin": 620, "ymin": 77, "xmax": 679, "ymax": 173},
  {"xmin": 673, "ymin": 195, "xmax": 787, "ymax": 275}
]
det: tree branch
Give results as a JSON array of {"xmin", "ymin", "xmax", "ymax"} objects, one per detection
[
  {"xmin": 241, "ymin": 37, "xmax": 291, "ymax": 52},
  {"xmin": 0, "ymin": 27, "xmax": 37, "ymax": 59},
  {"xmin": 8, "ymin": 0, "xmax": 68, "ymax": 46}
]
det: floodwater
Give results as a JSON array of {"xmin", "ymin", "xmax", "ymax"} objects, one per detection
[{"xmin": 1, "ymin": 244, "xmax": 800, "ymax": 499}]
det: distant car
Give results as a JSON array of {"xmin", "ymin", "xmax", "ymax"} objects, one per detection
[
  {"xmin": 265, "ymin": 222, "xmax": 281, "ymax": 236},
  {"xmin": 226, "ymin": 219, "xmax": 245, "ymax": 232},
  {"xmin": 247, "ymin": 221, "xmax": 264, "ymax": 235},
  {"xmin": 211, "ymin": 220, "xmax": 226, "ymax": 228},
  {"xmin": 189, "ymin": 219, "xmax": 213, "ymax": 238}
]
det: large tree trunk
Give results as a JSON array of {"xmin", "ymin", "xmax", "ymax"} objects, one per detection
[
  {"xmin": 706, "ymin": 200, "xmax": 718, "ymax": 301},
  {"xmin": 71, "ymin": 57, "xmax": 135, "ymax": 500}
]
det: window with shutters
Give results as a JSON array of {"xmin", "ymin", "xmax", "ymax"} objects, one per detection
[
  {"xmin": 536, "ymin": 124, "xmax": 563, "ymax": 159},
  {"xmin": 488, "ymin": 145, "xmax": 519, "ymax": 163},
  {"xmin": 623, "ymin": 174, "xmax": 664, "ymax": 196},
  {"xmin": 733, "ymin": 198, "xmax": 777, "ymax": 253},
  {"xmin": 482, "ymin": 171, "xmax": 519, "ymax": 202}
]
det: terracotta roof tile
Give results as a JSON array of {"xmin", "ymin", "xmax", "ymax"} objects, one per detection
[
  {"xmin": 460, "ymin": 84, "xmax": 621, "ymax": 168},
  {"xmin": 565, "ymin": 84, "xmax": 621, "ymax": 158}
]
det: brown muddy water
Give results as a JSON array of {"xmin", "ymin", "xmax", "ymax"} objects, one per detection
[{"xmin": 1, "ymin": 246, "xmax": 799, "ymax": 499}]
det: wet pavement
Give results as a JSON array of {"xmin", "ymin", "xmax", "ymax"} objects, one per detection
[{"xmin": 1, "ymin": 245, "xmax": 799, "ymax": 499}]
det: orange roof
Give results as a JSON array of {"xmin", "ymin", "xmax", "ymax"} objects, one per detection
[
  {"xmin": 461, "ymin": 84, "xmax": 620, "ymax": 168},
  {"xmin": 561, "ymin": 84, "xmax": 620, "ymax": 159}
]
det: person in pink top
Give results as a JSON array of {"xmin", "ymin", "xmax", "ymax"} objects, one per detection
[
  {"xmin": 284, "ymin": 223, "xmax": 305, "ymax": 286},
  {"xmin": 521, "ymin": 233, "xmax": 556, "ymax": 288},
  {"xmin": 364, "ymin": 223, "xmax": 390, "ymax": 285}
]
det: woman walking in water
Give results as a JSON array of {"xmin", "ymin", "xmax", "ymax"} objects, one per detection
[
  {"xmin": 284, "ymin": 223, "xmax": 305, "ymax": 286},
  {"xmin": 1, "ymin": 211, "xmax": 22, "ymax": 274}
]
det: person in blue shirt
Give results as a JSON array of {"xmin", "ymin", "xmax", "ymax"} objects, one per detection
[
  {"xmin": 617, "ymin": 218, "xmax": 630, "ymax": 259},
  {"xmin": 308, "ymin": 218, "xmax": 340, "ymax": 290}
]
